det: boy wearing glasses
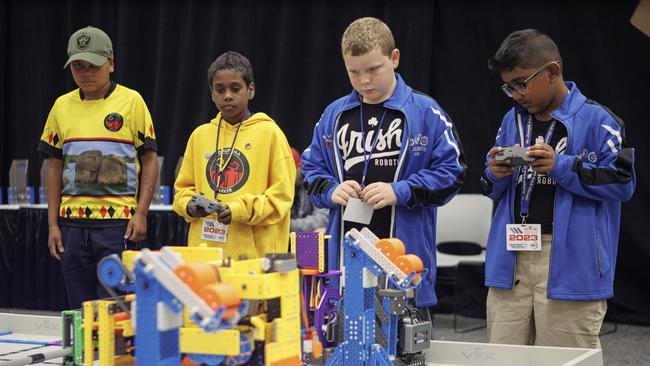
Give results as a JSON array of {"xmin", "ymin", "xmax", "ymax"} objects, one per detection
[
  {"xmin": 302, "ymin": 17, "xmax": 466, "ymax": 310},
  {"xmin": 481, "ymin": 29, "xmax": 635, "ymax": 348}
]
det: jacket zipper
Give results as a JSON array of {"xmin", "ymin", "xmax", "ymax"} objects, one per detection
[
  {"xmin": 546, "ymin": 115, "xmax": 570, "ymax": 292},
  {"xmin": 390, "ymin": 111, "xmax": 409, "ymax": 237},
  {"xmin": 332, "ymin": 113, "xmax": 346, "ymax": 271},
  {"xmin": 511, "ymin": 113, "xmax": 524, "ymax": 288}
]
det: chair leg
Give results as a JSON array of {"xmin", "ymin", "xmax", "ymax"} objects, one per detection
[
  {"xmin": 453, "ymin": 311, "xmax": 487, "ymax": 333},
  {"xmin": 452, "ymin": 262, "xmax": 487, "ymax": 333},
  {"xmin": 452, "ymin": 289, "xmax": 486, "ymax": 333}
]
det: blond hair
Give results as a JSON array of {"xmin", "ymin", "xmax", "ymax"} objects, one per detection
[{"xmin": 341, "ymin": 17, "xmax": 395, "ymax": 56}]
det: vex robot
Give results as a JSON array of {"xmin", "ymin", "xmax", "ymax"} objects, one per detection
[
  {"xmin": 62, "ymin": 246, "xmax": 302, "ymax": 366},
  {"xmin": 293, "ymin": 228, "xmax": 432, "ymax": 366}
]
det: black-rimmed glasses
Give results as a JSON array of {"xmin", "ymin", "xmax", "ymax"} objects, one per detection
[{"xmin": 501, "ymin": 61, "xmax": 561, "ymax": 97}]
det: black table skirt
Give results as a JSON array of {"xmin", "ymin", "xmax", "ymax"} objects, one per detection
[{"xmin": 0, "ymin": 207, "xmax": 188, "ymax": 310}]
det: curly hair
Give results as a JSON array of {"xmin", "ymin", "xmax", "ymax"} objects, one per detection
[
  {"xmin": 207, "ymin": 51, "xmax": 254, "ymax": 87},
  {"xmin": 341, "ymin": 17, "xmax": 395, "ymax": 56}
]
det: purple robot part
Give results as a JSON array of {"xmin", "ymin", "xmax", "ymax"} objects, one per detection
[
  {"xmin": 313, "ymin": 271, "xmax": 342, "ymax": 347},
  {"xmin": 295, "ymin": 232, "xmax": 320, "ymax": 269},
  {"xmin": 314, "ymin": 286, "xmax": 340, "ymax": 348}
]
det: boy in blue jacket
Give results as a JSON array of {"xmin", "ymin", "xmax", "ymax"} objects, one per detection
[
  {"xmin": 481, "ymin": 29, "xmax": 635, "ymax": 348},
  {"xmin": 301, "ymin": 17, "xmax": 466, "ymax": 309}
]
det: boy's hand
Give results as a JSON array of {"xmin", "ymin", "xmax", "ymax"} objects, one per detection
[
  {"xmin": 125, "ymin": 211, "xmax": 147, "ymax": 242},
  {"xmin": 217, "ymin": 206, "xmax": 232, "ymax": 225},
  {"xmin": 187, "ymin": 203, "xmax": 210, "ymax": 218},
  {"xmin": 527, "ymin": 143, "xmax": 556, "ymax": 174},
  {"xmin": 361, "ymin": 182, "xmax": 397, "ymax": 209},
  {"xmin": 48, "ymin": 224, "xmax": 64, "ymax": 260},
  {"xmin": 332, "ymin": 180, "xmax": 362, "ymax": 206},
  {"xmin": 488, "ymin": 145, "xmax": 517, "ymax": 179}
]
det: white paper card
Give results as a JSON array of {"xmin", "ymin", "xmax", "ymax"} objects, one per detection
[{"xmin": 342, "ymin": 198, "xmax": 374, "ymax": 225}]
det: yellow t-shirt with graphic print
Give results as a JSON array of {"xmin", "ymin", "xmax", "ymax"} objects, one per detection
[{"xmin": 38, "ymin": 83, "xmax": 157, "ymax": 221}]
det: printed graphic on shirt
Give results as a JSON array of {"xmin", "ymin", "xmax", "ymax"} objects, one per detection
[
  {"xmin": 206, "ymin": 148, "xmax": 250, "ymax": 194},
  {"xmin": 337, "ymin": 106, "xmax": 404, "ymax": 173},
  {"xmin": 61, "ymin": 140, "xmax": 137, "ymax": 197},
  {"xmin": 104, "ymin": 113, "xmax": 124, "ymax": 132},
  {"xmin": 338, "ymin": 103, "xmax": 404, "ymax": 239}
]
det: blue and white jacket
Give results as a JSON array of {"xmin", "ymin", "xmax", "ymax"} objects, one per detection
[
  {"xmin": 302, "ymin": 74, "xmax": 466, "ymax": 306},
  {"xmin": 481, "ymin": 81, "xmax": 636, "ymax": 300}
]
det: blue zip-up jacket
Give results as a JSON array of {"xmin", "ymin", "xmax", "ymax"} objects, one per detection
[
  {"xmin": 480, "ymin": 82, "xmax": 635, "ymax": 300},
  {"xmin": 302, "ymin": 74, "xmax": 466, "ymax": 306}
]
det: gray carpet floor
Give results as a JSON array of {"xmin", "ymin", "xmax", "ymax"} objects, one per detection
[{"xmin": 432, "ymin": 313, "xmax": 650, "ymax": 366}]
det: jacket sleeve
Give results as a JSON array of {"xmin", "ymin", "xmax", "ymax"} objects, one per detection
[
  {"xmin": 481, "ymin": 111, "xmax": 515, "ymax": 200},
  {"xmin": 549, "ymin": 115, "xmax": 635, "ymax": 202},
  {"xmin": 391, "ymin": 106, "xmax": 466, "ymax": 207},
  {"xmin": 172, "ymin": 131, "xmax": 199, "ymax": 223},
  {"xmin": 301, "ymin": 112, "xmax": 340, "ymax": 209},
  {"xmin": 228, "ymin": 131, "xmax": 296, "ymax": 226}
]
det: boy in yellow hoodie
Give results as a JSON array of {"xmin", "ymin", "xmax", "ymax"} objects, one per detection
[{"xmin": 173, "ymin": 51, "xmax": 295, "ymax": 259}]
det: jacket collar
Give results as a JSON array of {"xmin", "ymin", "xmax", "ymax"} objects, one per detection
[{"xmin": 340, "ymin": 73, "xmax": 413, "ymax": 111}]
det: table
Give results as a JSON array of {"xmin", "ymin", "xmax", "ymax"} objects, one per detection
[{"xmin": 0, "ymin": 205, "xmax": 189, "ymax": 311}]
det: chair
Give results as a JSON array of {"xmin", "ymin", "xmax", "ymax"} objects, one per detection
[
  {"xmin": 434, "ymin": 194, "xmax": 493, "ymax": 332},
  {"xmin": 453, "ymin": 261, "xmax": 488, "ymax": 332}
]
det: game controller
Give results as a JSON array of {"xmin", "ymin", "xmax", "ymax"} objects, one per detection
[
  {"xmin": 495, "ymin": 146, "xmax": 536, "ymax": 165},
  {"xmin": 189, "ymin": 193, "xmax": 226, "ymax": 214}
]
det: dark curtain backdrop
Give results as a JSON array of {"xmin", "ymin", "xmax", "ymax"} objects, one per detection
[{"xmin": 1, "ymin": 0, "xmax": 648, "ymax": 323}]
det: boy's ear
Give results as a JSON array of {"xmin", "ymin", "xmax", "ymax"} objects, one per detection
[
  {"xmin": 108, "ymin": 59, "xmax": 115, "ymax": 73},
  {"xmin": 248, "ymin": 82, "xmax": 255, "ymax": 100},
  {"xmin": 390, "ymin": 48, "xmax": 400, "ymax": 69},
  {"xmin": 547, "ymin": 62, "xmax": 562, "ymax": 82}
]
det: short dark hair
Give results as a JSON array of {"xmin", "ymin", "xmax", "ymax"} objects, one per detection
[
  {"xmin": 488, "ymin": 29, "xmax": 562, "ymax": 73},
  {"xmin": 207, "ymin": 51, "xmax": 254, "ymax": 87}
]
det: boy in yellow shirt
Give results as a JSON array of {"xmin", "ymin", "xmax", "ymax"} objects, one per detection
[
  {"xmin": 173, "ymin": 51, "xmax": 295, "ymax": 259},
  {"xmin": 38, "ymin": 26, "xmax": 158, "ymax": 308}
]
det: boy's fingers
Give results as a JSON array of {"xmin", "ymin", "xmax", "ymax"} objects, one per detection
[
  {"xmin": 124, "ymin": 223, "xmax": 133, "ymax": 239},
  {"xmin": 341, "ymin": 185, "xmax": 359, "ymax": 198},
  {"xmin": 49, "ymin": 244, "xmax": 58, "ymax": 260},
  {"xmin": 488, "ymin": 146, "xmax": 502, "ymax": 158},
  {"xmin": 346, "ymin": 180, "xmax": 362, "ymax": 192}
]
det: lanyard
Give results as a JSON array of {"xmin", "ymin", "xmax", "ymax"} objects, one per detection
[
  {"xmin": 359, "ymin": 103, "xmax": 389, "ymax": 187},
  {"xmin": 519, "ymin": 115, "xmax": 556, "ymax": 223},
  {"xmin": 213, "ymin": 112, "xmax": 248, "ymax": 199}
]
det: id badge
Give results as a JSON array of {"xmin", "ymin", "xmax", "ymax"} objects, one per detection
[
  {"xmin": 342, "ymin": 197, "xmax": 374, "ymax": 225},
  {"xmin": 506, "ymin": 223, "xmax": 542, "ymax": 251},
  {"xmin": 201, "ymin": 218, "xmax": 228, "ymax": 243}
]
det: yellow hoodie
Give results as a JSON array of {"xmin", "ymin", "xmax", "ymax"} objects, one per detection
[{"xmin": 173, "ymin": 112, "xmax": 295, "ymax": 259}]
